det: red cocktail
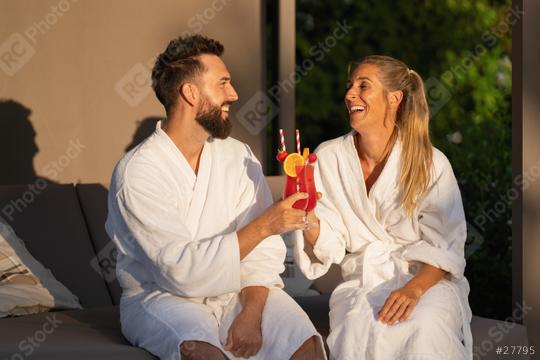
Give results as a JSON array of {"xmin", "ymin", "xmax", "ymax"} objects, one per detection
[
  {"xmin": 284, "ymin": 164, "xmax": 317, "ymax": 212},
  {"xmin": 277, "ymin": 129, "xmax": 318, "ymax": 220}
]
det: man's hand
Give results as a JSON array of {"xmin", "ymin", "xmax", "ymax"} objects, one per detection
[
  {"xmin": 224, "ymin": 286, "xmax": 268, "ymax": 358},
  {"xmin": 224, "ymin": 307, "xmax": 263, "ymax": 358},
  {"xmin": 237, "ymin": 192, "xmax": 309, "ymax": 259},
  {"xmin": 259, "ymin": 192, "xmax": 310, "ymax": 236}
]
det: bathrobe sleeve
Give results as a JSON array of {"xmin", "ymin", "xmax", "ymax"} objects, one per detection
[
  {"xmin": 401, "ymin": 153, "xmax": 467, "ymax": 280},
  {"xmin": 107, "ymin": 175, "xmax": 241, "ymax": 298},
  {"xmin": 234, "ymin": 145, "xmax": 286, "ymax": 289},
  {"xmin": 293, "ymin": 148, "xmax": 350, "ymax": 280}
]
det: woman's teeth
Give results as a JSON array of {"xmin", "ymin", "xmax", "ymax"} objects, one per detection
[{"xmin": 350, "ymin": 105, "xmax": 365, "ymax": 113}]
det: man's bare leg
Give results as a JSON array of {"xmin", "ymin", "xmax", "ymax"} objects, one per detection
[
  {"xmin": 180, "ymin": 340, "xmax": 227, "ymax": 360},
  {"xmin": 290, "ymin": 336, "xmax": 323, "ymax": 360}
]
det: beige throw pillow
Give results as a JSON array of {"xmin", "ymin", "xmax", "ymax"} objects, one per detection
[{"xmin": 0, "ymin": 217, "xmax": 82, "ymax": 317}]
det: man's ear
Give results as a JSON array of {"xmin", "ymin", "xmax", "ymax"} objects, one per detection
[
  {"xmin": 179, "ymin": 82, "xmax": 199, "ymax": 107},
  {"xmin": 388, "ymin": 90, "xmax": 403, "ymax": 106}
]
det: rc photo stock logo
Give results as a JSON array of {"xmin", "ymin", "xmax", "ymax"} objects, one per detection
[
  {"xmin": 236, "ymin": 20, "xmax": 351, "ymax": 135},
  {"xmin": 90, "ymin": 240, "xmax": 119, "ymax": 283},
  {"xmin": 114, "ymin": 61, "xmax": 153, "ymax": 108},
  {"xmin": 0, "ymin": 0, "xmax": 79, "ymax": 76},
  {"xmin": 424, "ymin": 77, "xmax": 452, "ymax": 118},
  {"xmin": 0, "ymin": 33, "xmax": 36, "ymax": 76},
  {"xmin": 237, "ymin": 91, "xmax": 279, "ymax": 135}
]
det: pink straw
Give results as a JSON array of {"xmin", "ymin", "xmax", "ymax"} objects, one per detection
[
  {"xmin": 279, "ymin": 129, "xmax": 286, "ymax": 152},
  {"xmin": 296, "ymin": 129, "xmax": 301, "ymax": 154}
]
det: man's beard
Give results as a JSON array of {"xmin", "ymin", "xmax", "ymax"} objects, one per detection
[{"xmin": 196, "ymin": 97, "xmax": 232, "ymax": 139}]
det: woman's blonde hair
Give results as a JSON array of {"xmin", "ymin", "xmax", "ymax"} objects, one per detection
[{"xmin": 349, "ymin": 55, "xmax": 433, "ymax": 216}]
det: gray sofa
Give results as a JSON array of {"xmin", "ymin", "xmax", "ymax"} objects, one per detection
[
  {"xmin": 0, "ymin": 183, "xmax": 529, "ymax": 359},
  {"xmin": 0, "ymin": 184, "xmax": 154, "ymax": 359}
]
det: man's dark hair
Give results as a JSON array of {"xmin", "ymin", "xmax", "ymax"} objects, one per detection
[{"xmin": 151, "ymin": 34, "xmax": 224, "ymax": 114}]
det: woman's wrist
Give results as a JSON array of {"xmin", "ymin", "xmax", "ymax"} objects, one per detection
[
  {"xmin": 303, "ymin": 219, "xmax": 320, "ymax": 247},
  {"xmin": 403, "ymin": 282, "xmax": 425, "ymax": 297},
  {"xmin": 403, "ymin": 263, "xmax": 447, "ymax": 298}
]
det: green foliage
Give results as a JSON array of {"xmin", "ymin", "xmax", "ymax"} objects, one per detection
[{"xmin": 296, "ymin": 0, "xmax": 513, "ymax": 320}]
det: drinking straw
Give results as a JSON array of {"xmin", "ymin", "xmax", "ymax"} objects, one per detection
[
  {"xmin": 296, "ymin": 129, "xmax": 301, "ymax": 154},
  {"xmin": 279, "ymin": 129, "xmax": 286, "ymax": 152}
]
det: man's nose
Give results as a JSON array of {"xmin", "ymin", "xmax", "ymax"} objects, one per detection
[{"xmin": 228, "ymin": 86, "xmax": 239, "ymax": 102}]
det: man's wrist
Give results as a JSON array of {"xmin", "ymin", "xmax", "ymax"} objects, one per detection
[
  {"xmin": 241, "ymin": 302, "xmax": 264, "ymax": 318},
  {"xmin": 241, "ymin": 286, "xmax": 268, "ymax": 317},
  {"xmin": 238, "ymin": 219, "xmax": 266, "ymax": 244},
  {"xmin": 252, "ymin": 215, "xmax": 270, "ymax": 240}
]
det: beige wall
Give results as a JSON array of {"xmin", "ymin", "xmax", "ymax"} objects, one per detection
[{"xmin": 0, "ymin": 0, "xmax": 265, "ymax": 184}]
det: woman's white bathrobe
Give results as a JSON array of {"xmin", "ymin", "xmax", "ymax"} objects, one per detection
[
  {"xmin": 294, "ymin": 132, "xmax": 472, "ymax": 360},
  {"xmin": 105, "ymin": 123, "xmax": 324, "ymax": 360}
]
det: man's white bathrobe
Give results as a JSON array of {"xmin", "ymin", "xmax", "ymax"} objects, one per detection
[
  {"xmin": 294, "ymin": 132, "xmax": 472, "ymax": 360},
  {"xmin": 105, "ymin": 123, "xmax": 324, "ymax": 360}
]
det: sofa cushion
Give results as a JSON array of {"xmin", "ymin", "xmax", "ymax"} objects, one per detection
[
  {"xmin": 0, "ymin": 218, "xmax": 81, "ymax": 316},
  {"xmin": 76, "ymin": 183, "xmax": 122, "ymax": 305},
  {"xmin": 0, "ymin": 306, "xmax": 156, "ymax": 359},
  {"xmin": 0, "ymin": 184, "xmax": 113, "ymax": 308},
  {"xmin": 295, "ymin": 294, "xmax": 331, "ymax": 338}
]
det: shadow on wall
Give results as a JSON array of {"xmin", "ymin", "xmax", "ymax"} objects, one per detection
[
  {"xmin": 0, "ymin": 100, "xmax": 57, "ymax": 186},
  {"xmin": 125, "ymin": 117, "xmax": 164, "ymax": 153},
  {"xmin": 0, "ymin": 109, "xmax": 162, "ymax": 185}
]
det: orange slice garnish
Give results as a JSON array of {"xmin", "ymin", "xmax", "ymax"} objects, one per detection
[
  {"xmin": 302, "ymin": 147, "xmax": 310, "ymax": 161},
  {"xmin": 283, "ymin": 153, "xmax": 305, "ymax": 177}
]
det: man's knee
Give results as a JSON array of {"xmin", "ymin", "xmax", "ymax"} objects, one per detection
[
  {"xmin": 180, "ymin": 340, "xmax": 226, "ymax": 360},
  {"xmin": 291, "ymin": 336, "xmax": 322, "ymax": 360}
]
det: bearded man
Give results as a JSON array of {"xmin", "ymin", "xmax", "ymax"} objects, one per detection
[{"xmin": 105, "ymin": 35, "xmax": 325, "ymax": 360}]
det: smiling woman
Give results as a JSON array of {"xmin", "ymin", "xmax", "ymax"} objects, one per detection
[
  {"xmin": 295, "ymin": 0, "xmax": 513, "ymax": 324},
  {"xmin": 293, "ymin": 54, "xmax": 473, "ymax": 359}
]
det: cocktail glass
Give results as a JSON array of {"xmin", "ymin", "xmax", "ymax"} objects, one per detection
[{"xmin": 283, "ymin": 163, "xmax": 318, "ymax": 227}]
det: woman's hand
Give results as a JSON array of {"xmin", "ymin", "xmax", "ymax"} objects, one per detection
[
  {"xmin": 305, "ymin": 192, "xmax": 322, "ymax": 226},
  {"xmin": 378, "ymin": 263, "xmax": 447, "ymax": 325},
  {"xmin": 303, "ymin": 192, "xmax": 322, "ymax": 247},
  {"xmin": 378, "ymin": 286, "xmax": 422, "ymax": 325}
]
